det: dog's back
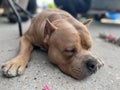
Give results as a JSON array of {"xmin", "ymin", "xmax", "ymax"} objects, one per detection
[
  {"xmin": 33, "ymin": 9, "xmax": 72, "ymax": 22},
  {"xmin": 25, "ymin": 9, "xmax": 79, "ymax": 47}
]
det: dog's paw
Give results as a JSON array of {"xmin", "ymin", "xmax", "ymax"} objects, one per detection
[{"xmin": 1, "ymin": 60, "xmax": 26, "ymax": 77}]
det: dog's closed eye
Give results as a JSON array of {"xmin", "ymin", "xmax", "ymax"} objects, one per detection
[
  {"xmin": 65, "ymin": 48, "xmax": 76, "ymax": 53},
  {"xmin": 64, "ymin": 48, "xmax": 77, "ymax": 57}
]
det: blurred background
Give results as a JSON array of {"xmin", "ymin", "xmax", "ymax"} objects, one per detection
[
  {"xmin": 0, "ymin": 1, "xmax": 120, "ymax": 90},
  {"xmin": 0, "ymin": 0, "xmax": 120, "ymax": 24}
]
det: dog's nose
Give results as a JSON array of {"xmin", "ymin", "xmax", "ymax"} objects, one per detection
[{"xmin": 85, "ymin": 59, "xmax": 98, "ymax": 73}]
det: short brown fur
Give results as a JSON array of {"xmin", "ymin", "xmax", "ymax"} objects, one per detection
[{"xmin": 1, "ymin": 9, "xmax": 104, "ymax": 80}]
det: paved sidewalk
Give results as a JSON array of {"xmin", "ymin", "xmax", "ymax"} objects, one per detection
[{"xmin": 0, "ymin": 17, "xmax": 120, "ymax": 90}]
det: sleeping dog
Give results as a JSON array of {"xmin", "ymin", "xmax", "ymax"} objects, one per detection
[{"xmin": 1, "ymin": 9, "xmax": 104, "ymax": 80}]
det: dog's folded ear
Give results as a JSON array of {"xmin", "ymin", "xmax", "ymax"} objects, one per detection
[
  {"xmin": 83, "ymin": 19, "xmax": 92, "ymax": 27},
  {"xmin": 45, "ymin": 19, "xmax": 57, "ymax": 33},
  {"xmin": 44, "ymin": 19, "xmax": 57, "ymax": 44},
  {"xmin": 79, "ymin": 19, "xmax": 93, "ymax": 50}
]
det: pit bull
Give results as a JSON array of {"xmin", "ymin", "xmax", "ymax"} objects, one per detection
[{"xmin": 1, "ymin": 9, "xmax": 104, "ymax": 80}]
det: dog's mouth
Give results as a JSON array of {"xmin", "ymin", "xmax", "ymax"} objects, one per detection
[
  {"xmin": 71, "ymin": 66, "xmax": 98, "ymax": 80},
  {"xmin": 71, "ymin": 66, "xmax": 89, "ymax": 80},
  {"xmin": 70, "ymin": 60, "xmax": 103, "ymax": 80}
]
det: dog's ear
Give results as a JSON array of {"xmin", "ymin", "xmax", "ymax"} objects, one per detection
[
  {"xmin": 44, "ymin": 19, "xmax": 57, "ymax": 43},
  {"xmin": 79, "ymin": 30, "xmax": 92, "ymax": 50},
  {"xmin": 45, "ymin": 19, "xmax": 57, "ymax": 33},
  {"xmin": 83, "ymin": 19, "xmax": 92, "ymax": 27}
]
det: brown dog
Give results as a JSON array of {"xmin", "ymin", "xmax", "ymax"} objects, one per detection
[{"xmin": 1, "ymin": 9, "xmax": 104, "ymax": 80}]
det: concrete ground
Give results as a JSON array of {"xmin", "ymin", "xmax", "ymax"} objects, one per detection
[{"xmin": 0, "ymin": 17, "xmax": 120, "ymax": 90}]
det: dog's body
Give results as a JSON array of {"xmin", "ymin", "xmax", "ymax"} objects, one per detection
[
  {"xmin": 2, "ymin": 9, "xmax": 103, "ymax": 80},
  {"xmin": 25, "ymin": 9, "xmax": 91, "ymax": 50}
]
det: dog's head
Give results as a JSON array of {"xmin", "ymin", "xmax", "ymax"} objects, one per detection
[{"xmin": 44, "ymin": 19, "xmax": 104, "ymax": 80}]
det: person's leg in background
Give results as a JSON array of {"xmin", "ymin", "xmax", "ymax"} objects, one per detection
[
  {"xmin": 2, "ymin": 0, "xmax": 11, "ymax": 15},
  {"xmin": 76, "ymin": 0, "xmax": 91, "ymax": 14},
  {"xmin": 0, "ymin": 0, "xmax": 2, "ymax": 6},
  {"xmin": 54, "ymin": 0, "xmax": 91, "ymax": 18},
  {"xmin": 54, "ymin": 0, "xmax": 77, "ymax": 18},
  {"xmin": 2, "ymin": 0, "xmax": 29, "ymax": 23},
  {"xmin": 27, "ymin": 0, "xmax": 37, "ymax": 15}
]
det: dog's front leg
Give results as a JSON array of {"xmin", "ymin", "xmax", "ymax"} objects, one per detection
[{"xmin": 1, "ymin": 36, "xmax": 32, "ymax": 77}]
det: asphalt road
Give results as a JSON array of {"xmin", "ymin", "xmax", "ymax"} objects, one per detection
[{"xmin": 0, "ymin": 17, "xmax": 120, "ymax": 90}]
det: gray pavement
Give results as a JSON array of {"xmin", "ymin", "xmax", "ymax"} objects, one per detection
[{"xmin": 0, "ymin": 17, "xmax": 120, "ymax": 90}]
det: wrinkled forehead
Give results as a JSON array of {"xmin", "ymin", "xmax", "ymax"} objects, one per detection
[{"xmin": 52, "ymin": 28, "xmax": 80, "ymax": 48}]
